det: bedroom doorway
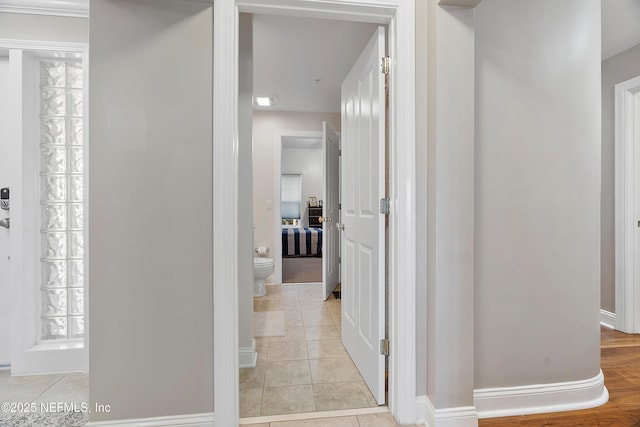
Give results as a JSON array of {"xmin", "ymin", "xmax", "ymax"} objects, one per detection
[{"xmin": 274, "ymin": 130, "xmax": 324, "ymax": 287}]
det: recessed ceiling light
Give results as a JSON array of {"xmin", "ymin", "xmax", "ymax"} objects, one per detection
[{"xmin": 255, "ymin": 96, "xmax": 278, "ymax": 107}]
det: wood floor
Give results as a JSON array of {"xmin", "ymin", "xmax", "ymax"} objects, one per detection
[{"xmin": 480, "ymin": 327, "xmax": 640, "ymax": 426}]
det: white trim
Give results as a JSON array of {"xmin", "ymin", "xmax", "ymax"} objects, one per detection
[
  {"xmin": 417, "ymin": 396, "xmax": 477, "ymax": 427},
  {"xmin": 238, "ymin": 338, "xmax": 257, "ymax": 368},
  {"xmin": 213, "ymin": 1, "xmax": 239, "ymax": 426},
  {"xmin": 387, "ymin": 1, "xmax": 416, "ymax": 423},
  {"xmin": 615, "ymin": 74, "xmax": 640, "ymax": 333},
  {"xmin": 0, "ymin": 39, "xmax": 86, "ymax": 52},
  {"xmin": 214, "ymin": 0, "xmax": 416, "ymax": 425},
  {"xmin": 240, "ymin": 406, "xmax": 388, "ymax": 425},
  {"xmin": 0, "ymin": 0, "xmax": 88, "ymax": 17},
  {"xmin": 273, "ymin": 129, "xmax": 322, "ymax": 285},
  {"xmin": 474, "ymin": 370, "xmax": 609, "ymax": 419},
  {"xmin": 600, "ymin": 309, "xmax": 616, "ymax": 329},
  {"xmin": 87, "ymin": 412, "xmax": 214, "ymax": 427}
]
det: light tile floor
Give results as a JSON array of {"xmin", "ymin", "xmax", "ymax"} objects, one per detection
[
  {"xmin": 241, "ymin": 283, "xmax": 380, "ymax": 418},
  {"xmin": 0, "ymin": 370, "xmax": 88, "ymax": 406},
  {"xmin": 0, "ymin": 369, "xmax": 89, "ymax": 426}
]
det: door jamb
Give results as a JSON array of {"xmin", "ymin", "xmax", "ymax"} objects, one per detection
[
  {"xmin": 213, "ymin": 1, "xmax": 416, "ymax": 425},
  {"xmin": 615, "ymin": 75, "xmax": 640, "ymax": 333}
]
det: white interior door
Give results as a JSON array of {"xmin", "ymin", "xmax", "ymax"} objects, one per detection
[
  {"xmin": 322, "ymin": 122, "xmax": 340, "ymax": 300},
  {"xmin": 0, "ymin": 57, "xmax": 11, "ymax": 367},
  {"xmin": 340, "ymin": 26, "xmax": 386, "ymax": 404}
]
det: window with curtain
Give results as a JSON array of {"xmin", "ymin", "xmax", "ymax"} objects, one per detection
[{"xmin": 281, "ymin": 174, "xmax": 301, "ymax": 220}]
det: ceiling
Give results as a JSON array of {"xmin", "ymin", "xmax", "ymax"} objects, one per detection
[
  {"xmin": 252, "ymin": 14, "xmax": 378, "ymax": 114},
  {"xmin": 601, "ymin": 0, "xmax": 640, "ymax": 60},
  {"xmin": 252, "ymin": 2, "xmax": 640, "ymax": 114}
]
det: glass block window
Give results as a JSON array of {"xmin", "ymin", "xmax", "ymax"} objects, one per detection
[{"xmin": 39, "ymin": 60, "xmax": 84, "ymax": 341}]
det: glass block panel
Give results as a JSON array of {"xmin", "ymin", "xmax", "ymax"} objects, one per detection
[
  {"xmin": 68, "ymin": 203, "xmax": 83, "ymax": 230},
  {"xmin": 42, "ymin": 261, "xmax": 67, "ymax": 288},
  {"xmin": 41, "ymin": 289, "xmax": 67, "ymax": 316},
  {"xmin": 41, "ymin": 175, "xmax": 66, "ymax": 202},
  {"xmin": 68, "ymin": 260, "xmax": 83, "ymax": 285},
  {"xmin": 68, "ymin": 316, "xmax": 84, "ymax": 339},
  {"xmin": 67, "ymin": 62, "xmax": 83, "ymax": 89},
  {"xmin": 41, "ymin": 89, "xmax": 66, "ymax": 116},
  {"xmin": 42, "ymin": 204, "xmax": 66, "ymax": 230},
  {"xmin": 67, "ymin": 90, "xmax": 83, "ymax": 117},
  {"xmin": 41, "ymin": 317, "xmax": 67, "ymax": 340},
  {"xmin": 68, "ymin": 118, "xmax": 83, "ymax": 145},
  {"xmin": 68, "ymin": 147, "xmax": 83, "ymax": 174},
  {"xmin": 42, "ymin": 232, "xmax": 67, "ymax": 259},
  {"xmin": 41, "ymin": 117, "xmax": 65, "ymax": 145},
  {"xmin": 69, "ymin": 175, "xmax": 83, "ymax": 202},
  {"xmin": 68, "ymin": 288, "xmax": 83, "ymax": 315},
  {"xmin": 40, "ymin": 145, "xmax": 67, "ymax": 173},
  {"xmin": 39, "ymin": 58, "xmax": 85, "ymax": 342},
  {"xmin": 40, "ymin": 62, "xmax": 66, "ymax": 88},
  {"xmin": 69, "ymin": 231, "xmax": 84, "ymax": 258}
]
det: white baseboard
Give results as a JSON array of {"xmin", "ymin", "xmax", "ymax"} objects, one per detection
[
  {"xmin": 416, "ymin": 395, "xmax": 477, "ymax": 427},
  {"xmin": 87, "ymin": 412, "xmax": 214, "ymax": 427},
  {"xmin": 239, "ymin": 338, "xmax": 257, "ymax": 368},
  {"xmin": 474, "ymin": 370, "xmax": 609, "ymax": 419},
  {"xmin": 600, "ymin": 309, "xmax": 616, "ymax": 329}
]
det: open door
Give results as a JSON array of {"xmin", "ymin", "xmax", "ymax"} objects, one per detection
[
  {"xmin": 340, "ymin": 26, "xmax": 386, "ymax": 404},
  {"xmin": 322, "ymin": 122, "xmax": 340, "ymax": 300}
]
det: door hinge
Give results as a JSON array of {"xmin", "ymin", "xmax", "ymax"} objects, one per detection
[
  {"xmin": 380, "ymin": 338, "xmax": 390, "ymax": 356},
  {"xmin": 380, "ymin": 198, "xmax": 390, "ymax": 215},
  {"xmin": 338, "ymin": 256, "xmax": 341, "ymax": 264},
  {"xmin": 381, "ymin": 56, "xmax": 391, "ymax": 75},
  {"xmin": 339, "ymin": 149, "xmax": 342, "ymax": 156},
  {"xmin": 339, "ymin": 203, "xmax": 342, "ymax": 210}
]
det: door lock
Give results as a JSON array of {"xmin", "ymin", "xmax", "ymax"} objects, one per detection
[
  {"xmin": 0, "ymin": 187, "xmax": 8, "ymax": 211},
  {"xmin": 336, "ymin": 222, "xmax": 345, "ymax": 231}
]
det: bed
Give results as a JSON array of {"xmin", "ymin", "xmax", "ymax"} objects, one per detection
[{"xmin": 282, "ymin": 227, "xmax": 322, "ymax": 257}]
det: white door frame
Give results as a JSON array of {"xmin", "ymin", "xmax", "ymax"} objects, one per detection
[
  {"xmin": 615, "ymin": 75, "xmax": 640, "ymax": 333},
  {"xmin": 0, "ymin": 39, "xmax": 89, "ymax": 374},
  {"xmin": 274, "ymin": 130, "xmax": 322, "ymax": 285},
  {"xmin": 213, "ymin": 0, "xmax": 416, "ymax": 425}
]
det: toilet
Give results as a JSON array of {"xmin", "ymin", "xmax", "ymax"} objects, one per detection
[{"xmin": 253, "ymin": 257, "xmax": 274, "ymax": 297}]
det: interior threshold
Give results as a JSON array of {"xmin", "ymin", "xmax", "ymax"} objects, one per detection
[{"xmin": 239, "ymin": 406, "xmax": 389, "ymax": 425}]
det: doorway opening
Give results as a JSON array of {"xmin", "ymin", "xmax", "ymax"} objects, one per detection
[
  {"xmin": 212, "ymin": 1, "xmax": 417, "ymax": 425},
  {"xmin": 615, "ymin": 74, "xmax": 640, "ymax": 333},
  {"xmin": 245, "ymin": 14, "xmax": 382, "ymax": 419}
]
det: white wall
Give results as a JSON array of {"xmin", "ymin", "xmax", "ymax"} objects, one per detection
[
  {"xmin": 474, "ymin": 0, "xmax": 601, "ymax": 389},
  {"xmin": 423, "ymin": 0, "xmax": 476, "ymax": 409},
  {"xmin": 253, "ymin": 111, "xmax": 340, "ymax": 265},
  {"xmin": 0, "ymin": 57, "xmax": 10, "ymax": 366},
  {"xmin": 0, "ymin": 12, "xmax": 87, "ymax": 43},
  {"xmin": 282, "ymin": 145, "xmax": 323, "ymax": 227},
  {"xmin": 88, "ymin": 0, "xmax": 213, "ymax": 422},
  {"xmin": 601, "ymin": 43, "xmax": 640, "ymax": 313}
]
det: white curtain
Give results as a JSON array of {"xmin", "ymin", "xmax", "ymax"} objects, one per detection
[{"xmin": 281, "ymin": 174, "xmax": 301, "ymax": 219}]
